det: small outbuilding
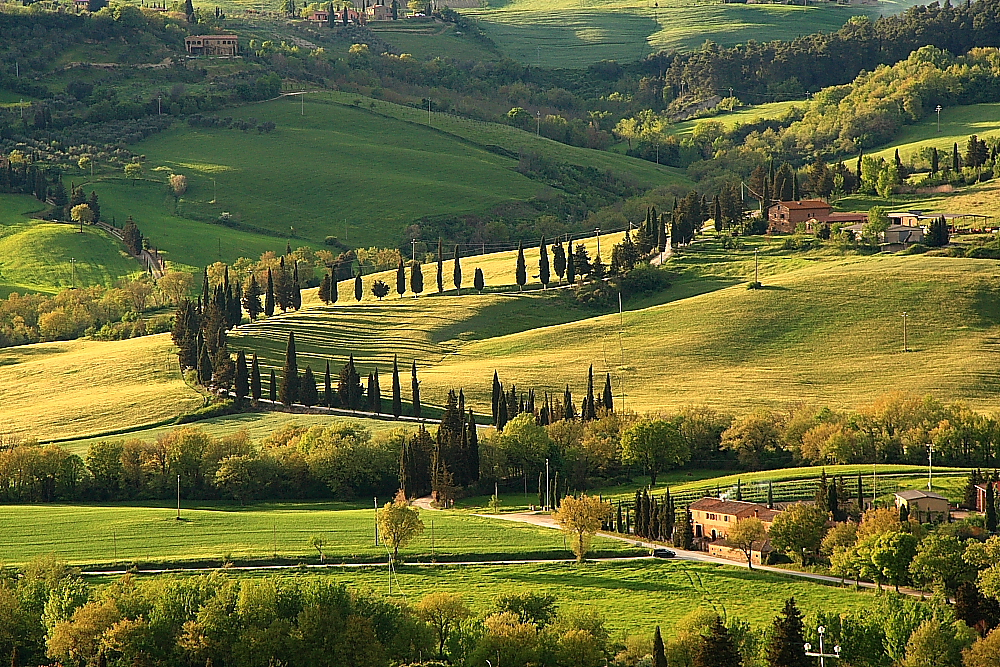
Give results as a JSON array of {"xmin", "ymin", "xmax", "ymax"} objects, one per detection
[{"xmin": 894, "ymin": 489, "xmax": 949, "ymax": 523}]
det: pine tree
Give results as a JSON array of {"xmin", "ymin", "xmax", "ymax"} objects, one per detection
[
  {"xmin": 244, "ymin": 275, "xmax": 263, "ymax": 320},
  {"xmin": 234, "ymin": 350, "xmax": 249, "ymax": 402},
  {"xmin": 392, "ymin": 356, "xmax": 402, "ymax": 418},
  {"xmin": 474, "ymin": 267, "xmax": 485, "ymax": 293},
  {"xmin": 371, "ymin": 368, "xmax": 382, "ymax": 414},
  {"xmin": 265, "ymin": 269, "xmax": 275, "ymax": 317},
  {"xmin": 87, "ymin": 191, "xmax": 100, "ymax": 223},
  {"xmin": 437, "ymin": 239, "xmax": 444, "ymax": 293},
  {"xmin": 250, "ymin": 353, "xmax": 261, "ymax": 403},
  {"xmin": 354, "ymin": 272, "xmax": 363, "ymax": 301},
  {"xmin": 515, "ymin": 241, "xmax": 526, "ymax": 291},
  {"xmin": 603, "ymin": 373, "xmax": 613, "ymax": 413},
  {"xmin": 563, "ymin": 385, "xmax": 575, "ymax": 420},
  {"xmin": 301, "ymin": 366, "xmax": 318, "ymax": 406},
  {"xmin": 198, "ymin": 344, "xmax": 213, "ymax": 384},
  {"xmin": 652, "ymin": 626, "xmax": 667, "ymax": 667},
  {"xmin": 279, "ymin": 332, "xmax": 299, "ymax": 406},
  {"xmin": 584, "ymin": 365, "xmax": 596, "ymax": 421},
  {"xmin": 539, "ymin": 237, "xmax": 550, "ymax": 288},
  {"xmin": 338, "ymin": 355, "xmax": 364, "ymax": 410},
  {"xmin": 269, "ymin": 370, "xmax": 277, "ymax": 402},
  {"xmin": 566, "ymin": 245, "xmax": 576, "ymax": 283},
  {"xmin": 324, "ymin": 360, "xmax": 334, "ymax": 407},
  {"xmin": 694, "ymin": 617, "xmax": 742, "ymax": 667},
  {"xmin": 411, "ymin": 361, "xmax": 421, "ymax": 418},
  {"xmin": 953, "ymin": 142, "xmax": 961, "ymax": 171},
  {"xmin": 491, "ymin": 371, "xmax": 502, "ymax": 426},
  {"xmin": 767, "ymin": 598, "xmax": 810, "ymax": 667},
  {"xmin": 931, "ymin": 147, "xmax": 939, "ymax": 174},
  {"xmin": 396, "ymin": 257, "xmax": 406, "ymax": 297},
  {"xmin": 553, "ymin": 241, "xmax": 566, "ymax": 283}
]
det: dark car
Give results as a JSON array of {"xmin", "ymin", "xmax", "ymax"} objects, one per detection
[{"xmin": 652, "ymin": 548, "xmax": 676, "ymax": 559}]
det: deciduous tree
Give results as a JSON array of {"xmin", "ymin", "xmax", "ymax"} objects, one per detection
[
  {"xmin": 378, "ymin": 490, "xmax": 424, "ymax": 562},
  {"xmin": 555, "ymin": 493, "xmax": 612, "ymax": 562}
]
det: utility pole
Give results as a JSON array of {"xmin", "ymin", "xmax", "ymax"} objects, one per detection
[
  {"xmin": 176, "ymin": 474, "xmax": 181, "ymax": 519},
  {"xmin": 70, "ymin": 257, "xmax": 76, "ymax": 287},
  {"xmin": 936, "ymin": 105, "xmax": 942, "ymax": 133},
  {"xmin": 411, "ymin": 238, "xmax": 417, "ymax": 263},
  {"xmin": 927, "ymin": 444, "xmax": 935, "ymax": 491},
  {"xmin": 158, "ymin": 96, "xmax": 161, "ymax": 115},
  {"xmin": 595, "ymin": 227, "xmax": 601, "ymax": 258},
  {"xmin": 427, "ymin": 98, "xmax": 431, "ymax": 124},
  {"xmin": 902, "ymin": 312, "xmax": 908, "ymax": 352},
  {"xmin": 545, "ymin": 458, "xmax": 550, "ymax": 511},
  {"xmin": 804, "ymin": 626, "xmax": 841, "ymax": 667},
  {"xmin": 536, "ymin": 110, "xmax": 540, "ymax": 137},
  {"xmin": 301, "ymin": 92, "xmax": 305, "ymax": 116}
]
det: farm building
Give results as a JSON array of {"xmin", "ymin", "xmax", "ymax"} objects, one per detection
[
  {"xmin": 974, "ymin": 482, "xmax": 999, "ymax": 512},
  {"xmin": 307, "ymin": 9, "xmax": 330, "ymax": 21},
  {"xmin": 894, "ymin": 490, "xmax": 949, "ymax": 522},
  {"xmin": 185, "ymin": 35, "xmax": 239, "ymax": 56},
  {"xmin": 366, "ymin": 4, "xmax": 394, "ymax": 20},
  {"xmin": 767, "ymin": 200, "xmax": 832, "ymax": 233},
  {"xmin": 689, "ymin": 498, "xmax": 780, "ymax": 541},
  {"xmin": 843, "ymin": 223, "xmax": 924, "ymax": 249}
]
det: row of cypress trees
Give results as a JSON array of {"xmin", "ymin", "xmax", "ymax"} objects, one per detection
[{"xmin": 491, "ymin": 365, "xmax": 616, "ymax": 431}]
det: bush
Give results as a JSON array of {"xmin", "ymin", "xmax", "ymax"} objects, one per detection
[
  {"xmin": 174, "ymin": 400, "xmax": 241, "ymax": 424},
  {"xmin": 619, "ymin": 264, "xmax": 671, "ymax": 297}
]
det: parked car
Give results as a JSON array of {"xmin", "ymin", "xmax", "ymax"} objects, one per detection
[{"xmin": 652, "ymin": 548, "xmax": 675, "ymax": 559}]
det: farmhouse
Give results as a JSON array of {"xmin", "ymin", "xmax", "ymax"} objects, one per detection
[
  {"xmin": 366, "ymin": 4, "xmax": 394, "ymax": 20},
  {"xmin": 894, "ymin": 490, "xmax": 949, "ymax": 522},
  {"xmin": 843, "ymin": 223, "xmax": 924, "ymax": 249},
  {"xmin": 975, "ymin": 481, "xmax": 999, "ymax": 512},
  {"xmin": 185, "ymin": 35, "xmax": 239, "ymax": 56},
  {"xmin": 767, "ymin": 200, "xmax": 832, "ymax": 233},
  {"xmin": 307, "ymin": 9, "xmax": 330, "ymax": 21},
  {"xmin": 689, "ymin": 497, "xmax": 780, "ymax": 541}
]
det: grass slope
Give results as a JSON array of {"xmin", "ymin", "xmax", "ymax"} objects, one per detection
[
  {"xmin": 0, "ymin": 194, "xmax": 139, "ymax": 296},
  {"xmin": 280, "ymin": 560, "xmax": 874, "ymax": 635},
  {"xmin": 0, "ymin": 333, "xmax": 204, "ymax": 442},
  {"xmin": 462, "ymin": 0, "xmax": 921, "ymax": 68},
  {"xmin": 666, "ymin": 101, "xmax": 805, "ymax": 138},
  {"xmin": 869, "ymin": 103, "xmax": 1000, "ymax": 164},
  {"xmin": 0, "ymin": 502, "xmax": 637, "ymax": 566},
  {"xmin": 235, "ymin": 245, "xmax": 1000, "ymax": 418}
]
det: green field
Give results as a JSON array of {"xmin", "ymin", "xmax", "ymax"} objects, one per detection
[
  {"xmin": 232, "ymin": 240, "xmax": 1000, "ymax": 420},
  {"xmin": 868, "ymin": 102, "xmax": 1000, "ymax": 164},
  {"xmin": 239, "ymin": 560, "xmax": 874, "ymax": 635},
  {"xmin": 0, "ymin": 334, "xmax": 204, "ymax": 442},
  {"xmin": 667, "ymin": 101, "xmax": 806, "ymax": 137},
  {"xmin": 370, "ymin": 20, "xmax": 500, "ymax": 61},
  {"xmin": 0, "ymin": 194, "xmax": 139, "ymax": 295},
  {"xmin": 0, "ymin": 501, "xmax": 638, "ymax": 567},
  {"xmin": 461, "ymin": 0, "xmax": 922, "ymax": 68}
]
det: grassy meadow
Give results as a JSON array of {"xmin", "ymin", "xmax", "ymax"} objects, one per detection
[
  {"xmin": 231, "ymin": 236, "xmax": 1000, "ymax": 420},
  {"xmin": 0, "ymin": 194, "xmax": 138, "ymax": 295},
  {"xmin": 868, "ymin": 102, "xmax": 1000, "ymax": 164},
  {"xmin": 0, "ymin": 501, "xmax": 638, "ymax": 567},
  {"xmin": 666, "ymin": 101, "xmax": 806, "ymax": 138},
  {"xmin": 461, "ymin": 0, "xmax": 923, "ymax": 68},
  {"xmin": 0, "ymin": 334, "xmax": 204, "ymax": 442}
]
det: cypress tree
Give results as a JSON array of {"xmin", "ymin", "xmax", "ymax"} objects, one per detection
[
  {"xmin": 566, "ymin": 244, "xmax": 576, "ymax": 283},
  {"xmin": 468, "ymin": 409, "xmax": 479, "ymax": 482},
  {"xmin": 497, "ymin": 392, "xmax": 508, "ymax": 431},
  {"xmin": 986, "ymin": 481, "xmax": 997, "ymax": 533},
  {"xmin": 953, "ymin": 142, "xmax": 961, "ymax": 171},
  {"xmin": 931, "ymin": 147, "xmax": 939, "ymax": 173},
  {"xmin": 553, "ymin": 240, "xmax": 566, "ymax": 283},
  {"xmin": 198, "ymin": 344, "xmax": 213, "ymax": 384},
  {"xmin": 354, "ymin": 272, "xmax": 363, "ymax": 301},
  {"xmin": 366, "ymin": 372, "xmax": 376, "ymax": 412},
  {"xmin": 674, "ymin": 506, "xmax": 693, "ymax": 549},
  {"xmin": 736, "ymin": 478, "xmax": 743, "ymax": 501},
  {"xmin": 767, "ymin": 480, "xmax": 774, "ymax": 509},
  {"xmin": 515, "ymin": 241, "xmax": 526, "ymax": 291},
  {"xmin": 453, "ymin": 245, "xmax": 462, "ymax": 294},
  {"xmin": 652, "ymin": 626, "xmax": 667, "ymax": 667},
  {"xmin": 563, "ymin": 385, "xmax": 575, "ymax": 420},
  {"xmin": 234, "ymin": 350, "xmax": 249, "ymax": 402},
  {"xmin": 250, "ymin": 353, "xmax": 261, "ymax": 403},
  {"xmin": 324, "ymin": 360, "xmax": 333, "ymax": 407},
  {"xmin": 603, "ymin": 373, "xmax": 614, "ymax": 413},
  {"xmin": 437, "ymin": 239, "xmax": 444, "ymax": 293},
  {"xmin": 396, "ymin": 257, "xmax": 406, "ymax": 297},
  {"xmin": 371, "ymin": 368, "xmax": 382, "ymax": 414},
  {"xmin": 767, "ymin": 598, "xmax": 810, "ymax": 667},
  {"xmin": 792, "ymin": 172, "xmax": 800, "ymax": 200},
  {"xmin": 301, "ymin": 366, "xmax": 318, "ymax": 406},
  {"xmin": 269, "ymin": 370, "xmax": 277, "ymax": 402},
  {"xmin": 390, "ymin": 355, "xmax": 402, "ymax": 418},
  {"xmin": 291, "ymin": 262, "xmax": 301, "ymax": 310},
  {"xmin": 857, "ymin": 473, "xmax": 865, "ymax": 511},
  {"xmin": 694, "ymin": 617, "xmax": 742, "ymax": 667},
  {"xmin": 474, "ymin": 267, "xmax": 485, "ymax": 293},
  {"xmin": 329, "ymin": 273, "xmax": 338, "ymax": 303},
  {"xmin": 338, "ymin": 355, "xmax": 363, "ymax": 410},
  {"xmin": 539, "ymin": 236, "xmax": 550, "ymax": 288},
  {"xmin": 411, "ymin": 261, "xmax": 424, "ymax": 296},
  {"xmin": 279, "ymin": 332, "xmax": 299, "ymax": 406},
  {"xmin": 265, "ymin": 269, "xmax": 275, "ymax": 317},
  {"xmin": 491, "ymin": 371, "xmax": 501, "ymax": 426},
  {"xmin": 411, "ymin": 361, "xmax": 421, "ymax": 418},
  {"xmin": 584, "ymin": 365, "xmax": 596, "ymax": 421}
]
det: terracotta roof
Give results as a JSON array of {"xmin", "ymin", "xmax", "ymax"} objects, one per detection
[
  {"xmin": 824, "ymin": 212, "xmax": 868, "ymax": 221},
  {"xmin": 774, "ymin": 200, "xmax": 832, "ymax": 210},
  {"xmin": 689, "ymin": 497, "xmax": 779, "ymax": 520},
  {"xmin": 186, "ymin": 34, "xmax": 239, "ymax": 40}
]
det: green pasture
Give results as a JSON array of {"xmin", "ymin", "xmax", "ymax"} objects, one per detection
[
  {"xmin": 370, "ymin": 20, "xmax": 499, "ymax": 61},
  {"xmin": 0, "ymin": 194, "xmax": 138, "ymax": 295},
  {"xmin": 0, "ymin": 334, "xmax": 204, "ymax": 442},
  {"xmin": 868, "ymin": 103, "xmax": 1000, "ymax": 164},
  {"xmin": 263, "ymin": 560, "xmax": 875, "ymax": 635},
  {"xmin": 666, "ymin": 101, "xmax": 806, "ymax": 137},
  {"xmin": 90, "ymin": 178, "xmax": 294, "ymax": 271},
  {"xmin": 133, "ymin": 96, "xmax": 544, "ymax": 248},
  {"xmin": 0, "ymin": 502, "xmax": 638, "ymax": 567},
  {"xmin": 55, "ymin": 412, "xmax": 422, "ymax": 455},
  {"xmin": 461, "ymin": 0, "xmax": 922, "ymax": 68}
]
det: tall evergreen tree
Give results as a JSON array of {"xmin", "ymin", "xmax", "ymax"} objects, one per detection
[
  {"xmin": 539, "ymin": 237, "xmax": 550, "ymax": 288},
  {"xmin": 291, "ymin": 261, "xmax": 301, "ymax": 310},
  {"xmin": 279, "ymin": 332, "xmax": 299, "ymax": 406},
  {"xmin": 931, "ymin": 147, "xmax": 939, "ymax": 173},
  {"xmin": 603, "ymin": 373, "xmax": 614, "ymax": 413},
  {"xmin": 392, "ymin": 355, "xmax": 402, "ymax": 418},
  {"xmin": 515, "ymin": 241, "xmax": 526, "ymax": 291},
  {"xmin": 653, "ymin": 626, "xmax": 667, "ymax": 667},
  {"xmin": 318, "ymin": 273, "xmax": 331, "ymax": 304},
  {"xmin": 767, "ymin": 598, "xmax": 810, "ymax": 667},
  {"xmin": 553, "ymin": 240, "xmax": 566, "ymax": 283},
  {"xmin": 269, "ymin": 369, "xmax": 277, "ymax": 402},
  {"xmin": 411, "ymin": 261, "xmax": 424, "ymax": 296},
  {"xmin": 265, "ymin": 269, "xmax": 275, "ymax": 317},
  {"xmin": 234, "ymin": 350, "xmax": 249, "ymax": 402},
  {"xmin": 767, "ymin": 480, "xmax": 774, "ymax": 509},
  {"xmin": 467, "ymin": 409, "xmax": 479, "ymax": 482},
  {"xmin": 492, "ymin": 371, "xmax": 502, "ymax": 426},
  {"xmin": 250, "ymin": 353, "xmax": 261, "ymax": 403},
  {"xmin": 673, "ymin": 506, "xmax": 693, "ymax": 549},
  {"xmin": 371, "ymin": 368, "xmax": 382, "ymax": 413},
  {"xmin": 694, "ymin": 617, "xmax": 742, "ymax": 667},
  {"xmin": 584, "ymin": 365, "xmax": 597, "ymax": 421},
  {"xmin": 453, "ymin": 245, "xmax": 462, "ymax": 294},
  {"xmin": 324, "ymin": 360, "xmax": 333, "ymax": 407},
  {"xmin": 953, "ymin": 142, "xmax": 961, "ymax": 171},
  {"xmin": 301, "ymin": 366, "xmax": 318, "ymax": 406},
  {"xmin": 566, "ymin": 245, "xmax": 576, "ymax": 283},
  {"xmin": 411, "ymin": 361, "xmax": 421, "ymax": 418},
  {"xmin": 198, "ymin": 344, "xmax": 213, "ymax": 384},
  {"xmin": 244, "ymin": 275, "xmax": 263, "ymax": 320},
  {"xmin": 338, "ymin": 355, "xmax": 364, "ymax": 410},
  {"xmin": 354, "ymin": 272, "xmax": 363, "ymax": 301},
  {"xmin": 437, "ymin": 239, "xmax": 444, "ymax": 293},
  {"xmin": 396, "ymin": 257, "xmax": 406, "ymax": 297},
  {"xmin": 563, "ymin": 385, "xmax": 575, "ymax": 420},
  {"xmin": 474, "ymin": 267, "xmax": 485, "ymax": 293},
  {"xmin": 986, "ymin": 481, "xmax": 997, "ymax": 533}
]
